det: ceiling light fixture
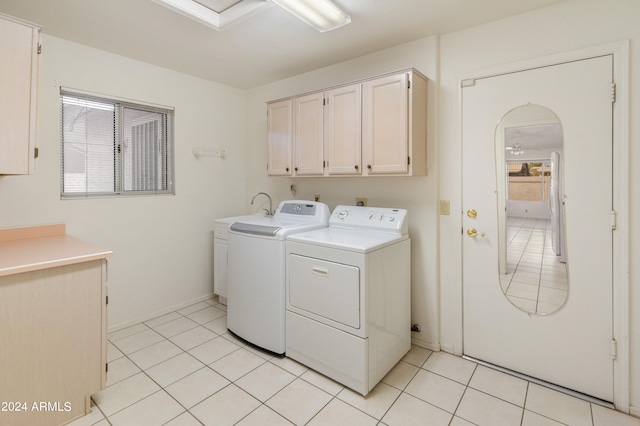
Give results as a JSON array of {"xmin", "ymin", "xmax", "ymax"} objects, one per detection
[
  {"xmin": 269, "ymin": 0, "xmax": 351, "ymax": 32},
  {"xmin": 508, "ymin": 143, "xmax": 525, "ymax": 156},
  {"xmin": 152, "ymin": 0, "xmax": 268, "ymax": 31}
]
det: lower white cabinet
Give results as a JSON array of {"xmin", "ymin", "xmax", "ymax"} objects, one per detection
[{"xmin": 213, "ymin": 221, "xmax": 230, "ymax": 304}]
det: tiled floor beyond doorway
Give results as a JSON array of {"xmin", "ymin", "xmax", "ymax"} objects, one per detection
[
  {"xmin": 69, "ymin": 298, "xmax": 640, "ymax": 426},
  {"xmin": 502, "ymin": 217, "xmax": 568, "ymax": 315}
]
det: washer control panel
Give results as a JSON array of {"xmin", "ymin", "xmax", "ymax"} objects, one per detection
[
  {"xmin": 275, "ymin": 200, "xmax": 330, "ymax": 222},
  {"xmin": 330, "ymin": 205, "xmax": 408, "ymax": 234}
]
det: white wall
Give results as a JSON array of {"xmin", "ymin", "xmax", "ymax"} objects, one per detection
[
  {"xmin": 244, "ymin": 0, "xmax": 640, "ymax": 412},
  {"xmin": 3, "ymin": 0, "xmax": 638, "ymax": 414},
  {"xmin": 437, "ymin": 0, "xmax": 640, "ymax": 413},
  {"xmin": 0, "ymin": 35, "xmax": 247, "ymax": 329},
  {"xmin": 244, "ymin": 37, "xmax": 441, "ymax": 350}
]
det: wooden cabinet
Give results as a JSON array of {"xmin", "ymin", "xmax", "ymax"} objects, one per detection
[
  {"xmin": 0, "ymin": 225, "xmax": 111, "ymax": 426},
  {"xmin": 268, "ymin": 85, "xmax": 361, "ymax": 177},
  {"xmin": 362, "ymin": 70, "xmax": 427, "ymax": 176},
  {"xmin": 267, "ymin": 99, "xmax": 293, "ymax": 176},
  {"xmin": 266, "ymin": 69, "xmax": 427, "ymax": 178},
  {"xmin": 324, "ymin": 83, "xmax": 362, "ymax": 175},
  {"xmin": 294, "ymin": 92, "xmax": 324, "ymax": 176},
  {"xmin": 0, "ymin": 12, "xmax": 41, "ymax": 175}
]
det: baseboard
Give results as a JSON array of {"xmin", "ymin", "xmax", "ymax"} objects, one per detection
[
  {"xmin": 411, "ymin": 337, "xmax": 440, "ymax": 352},
  {"xmin": 439, "ymin": 343, "xmax": 459, "ymax": 355},
  {"xmin": 629, "ymin": 405, "xmax": 640, "ymax": 418},
  {"xmin": 108, "ymin": 293, "xmax": 218, "ymax": 333}
]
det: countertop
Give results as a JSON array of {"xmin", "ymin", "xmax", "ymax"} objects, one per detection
[{"xmin": 0, "ymin": 224, "xmax": 113, "ymax": 277}]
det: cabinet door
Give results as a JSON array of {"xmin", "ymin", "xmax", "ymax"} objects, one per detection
[
  {"xmin": 0, "ymin": 14, "xmax": 40, "ymax": 175},
  {"xmin": 294, "ymin": 92, "xmax": 324, "ymax": 176},
  {"xmin": 213, "ymin": 237, "xmax": 228, "ymax": 299},
  {"xmin": 362, "ymin": 73, "xmax": 409, "ymax": 175},
  {"xmin": 324, "ymin": 84, "xmax": 362, "ymax": 175},
  {"xmin": 267, "ymin": 99, "xmax": 293, "ymax": 176}
]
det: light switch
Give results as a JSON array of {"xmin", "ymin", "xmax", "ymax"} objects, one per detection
[{"xmin": 439, "ymin": 200, "xmax": 450, "ymax": 215}]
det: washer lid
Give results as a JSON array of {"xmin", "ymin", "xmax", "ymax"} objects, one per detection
[
  {"xmin": 230, "ymin": 215, "xmax": 329, "ymax": 239},
  {"xmin": 287, "ymin": 227, "xmax": 408, "ymax": 253},
  {"xmin": 229, "ymin": 222, "xmax": 281, "ymax": 236}
]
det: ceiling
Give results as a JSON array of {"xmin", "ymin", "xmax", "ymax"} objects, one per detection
[{"xmin": 0, "ymin": 0, "xmax": 565, "ymax": 89}]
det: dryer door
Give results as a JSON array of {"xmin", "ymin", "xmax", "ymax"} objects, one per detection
[{"xmin": 288, "ymin": 254, "xmax": 360, "ymax": 329}]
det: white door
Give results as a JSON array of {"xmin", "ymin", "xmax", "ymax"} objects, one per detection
[{"xmin": 462, "ymin": 55, "xmax": 614, "ymax": 401}]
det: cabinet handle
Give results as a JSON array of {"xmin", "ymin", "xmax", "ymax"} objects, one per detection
[
  {"xmin": 286, "ymin": 167, "xmax": 290, "ymax": 172},
  {"xmin": 294, "ymin": 167, "xmax": 298, "ymax": 171},
  {"xmin": 354, "ymin": 165, "xmax": 359, "ymax": 170},
  {"xmin": 367, "ymin": 164, "xmax": 372, "ymax": 170}
]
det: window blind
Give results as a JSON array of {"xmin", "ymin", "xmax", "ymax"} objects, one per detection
[{"xmin": 60, "ymin": 89, "xmax": 174, "ymax": 198}]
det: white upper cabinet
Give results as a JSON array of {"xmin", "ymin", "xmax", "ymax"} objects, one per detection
[
  {"xmin": 324, "ymin": 83, "xmax": 362, "ymax": 175},
  {"xmin": 362, "ymin": 70, "xmax": 427, "ymax": 176},
  {"xmin": 267, "ymin": 99, "xmax": 293, "ymax": 176},
  {"xmin": 0, "ymin": 13, "xmax": 41, "ymax": 175},
  {"xmin": 294, "ymin": 92, "xmax": 324, "ymax": 176},
  {"xmin": 267, "ymin": 68, "xmax": 427, "ymax": 178}
]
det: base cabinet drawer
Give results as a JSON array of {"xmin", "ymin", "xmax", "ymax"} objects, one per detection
[{"xmin": 286, "ymin": 311, "xmax": 368, "ymax": 395}]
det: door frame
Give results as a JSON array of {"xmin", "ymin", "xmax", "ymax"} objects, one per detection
[{"xmin": 451, "ymin": 40, "xmax": 630, "ymax": 411}]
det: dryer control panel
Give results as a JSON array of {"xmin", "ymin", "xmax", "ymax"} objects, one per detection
[{"xmin": 330, "ymin": 205, "xmax": 408, "ymax": 235}]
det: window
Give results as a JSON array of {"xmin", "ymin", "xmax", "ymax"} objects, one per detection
[
  {"xmin": 60, "ymin": 89, "xmax": 174, "ymax": 198},
  {"xmin": 507, "ymin": 161, "xmax": 551, "ymax": 202}
]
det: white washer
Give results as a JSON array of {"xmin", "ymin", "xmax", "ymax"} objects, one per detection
[
  {"xmin": 285, "ymin": 206, "xmax": 411, "ymax": 395},
  {"xmin": 227, "ymin": 200, "xmax": 329, "ymax": 355}
]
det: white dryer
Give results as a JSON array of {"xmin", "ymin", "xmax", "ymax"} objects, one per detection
[
  {"xmin": 285, "ymin": 206, "xmax": 411, "ymax": 395},
  {"xmin": 227, "ymin": 200, "xmax": 329, "ymax": 355}
]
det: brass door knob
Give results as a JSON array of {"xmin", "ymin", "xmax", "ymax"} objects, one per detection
[{"xmin": 467, "ymin": 228, "xmax": 485, "ymax": 238}]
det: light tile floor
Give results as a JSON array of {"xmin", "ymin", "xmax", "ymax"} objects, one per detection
[
  {"xmin": 69, "ymin": 298, "xmax": 640, "ymax": 426},
  {"xmin": 502, "ymin": 217, "xmax": 568, "ymax": 315}
]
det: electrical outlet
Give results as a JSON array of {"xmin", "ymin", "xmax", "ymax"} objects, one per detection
[
  {"xmin": 315, "ymin": 195, "xmax": 320, "ymax": 202},
  {"xmin": 356, "ymin": 197, "xmax": 367, "ymax": 206},
  {"xmin": 439, "ymin": 200, "xmax": 450, "ymax": 215}
]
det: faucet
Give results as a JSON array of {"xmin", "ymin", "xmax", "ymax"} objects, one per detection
[{"xmin": 251, "ymin": 192, "xmax": 274, "ymax": 216}]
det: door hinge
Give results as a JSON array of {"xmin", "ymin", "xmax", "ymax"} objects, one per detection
[
  {"xmin": 611, "ymin": 83, "xmax": 616, "ymax": 103},
  {"xmin": 323, "ymin": 160, "xmax": 326, "ymax": 168},
  {"xmin": 408, "ymin": 80, "xmax": 411, "ymax": 89},
  {"xmin": 106, "ymin": 363, "xmax": 109, "ymax": 373},
  {"xmin": 323, "ymin": 98, "xmax": 327, "ymax": 106},
  {"xmin": 611, "ymin": 339, "xmax": 617, "ymax": 360},
  {"xmin": 461, "ymin": 79, "xmax": 476, "ymax": 88},
  {"xmin": 37, "ymin": 43, "xmax": 42, "ymax": 54},
  {"xmin": 611, "ymin": 210, "xmax": 617, "ymax": 230},
  {"xmin": 408, "ymin": 156, "xmax": 411, "ymax": 165},
  {"xmin": 34, "ymin": 147, "xmax": 39, "ymax": 158},
  {"xmin": 106, "ymin": 295, "xmax": 109, "ymax": 305}
]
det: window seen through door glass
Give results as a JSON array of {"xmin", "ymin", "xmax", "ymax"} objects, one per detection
[{"xmin": 507, "ymin": 161, "xmax": 550, "ymax": 202}]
